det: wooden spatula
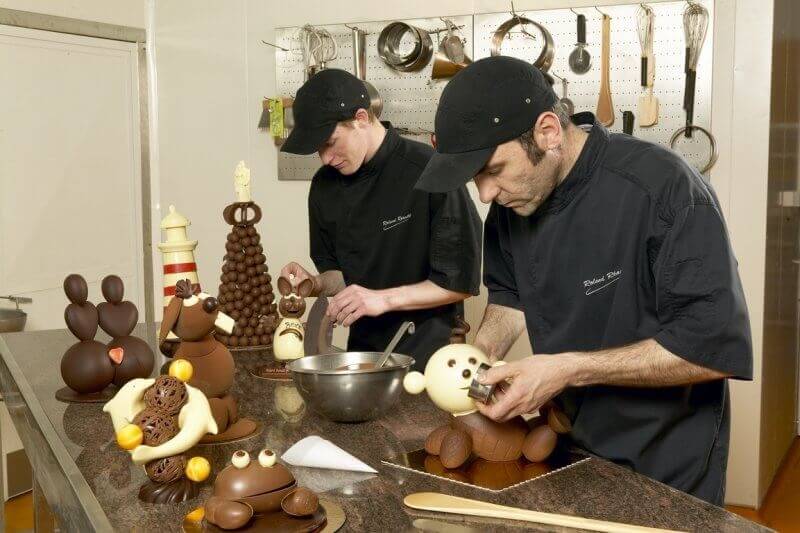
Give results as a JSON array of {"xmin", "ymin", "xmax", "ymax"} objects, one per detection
[
  {"xmin": 404, "ymin": 492, "xmax": 685, "ymax": 533},
  {"xmin": 596, "ymin": 14, "xmax": 615, "ymax": 127}
]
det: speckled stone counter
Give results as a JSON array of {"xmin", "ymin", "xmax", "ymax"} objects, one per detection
[{"xmin": 0, "ymin": 328, "xmax": 769, "ymax": 532}]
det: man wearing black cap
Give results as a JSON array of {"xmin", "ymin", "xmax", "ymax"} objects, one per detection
[
  {"xmin": 279, "ymin": 68, "xmax": 481, "ymax": 369},
  {"xmin": 416, "ymin": 56, "xmax": 753, "ymax": 505}
]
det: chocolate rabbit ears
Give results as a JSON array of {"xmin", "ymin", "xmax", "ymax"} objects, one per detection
[{"xmin": 277, "ymin": 276, "xmax": 314, "ymax": 298}]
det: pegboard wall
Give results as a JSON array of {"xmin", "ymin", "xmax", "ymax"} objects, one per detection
[{"xmin": 274, "ymin": 1, "xmax": 714, "ymax": 180}]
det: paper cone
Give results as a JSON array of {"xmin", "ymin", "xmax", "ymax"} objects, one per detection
[{"xmin": 281, "ymin": 436, "xmax": 378, "ymax": 473}]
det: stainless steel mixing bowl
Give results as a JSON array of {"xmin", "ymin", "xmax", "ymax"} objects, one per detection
[
  {"xmin": 0, "ymin": 308, "xmax": 27, "ymax": 333},
  {"xmin": 288, "ymin": 352, "xmax": 414, "ymax": 423}
]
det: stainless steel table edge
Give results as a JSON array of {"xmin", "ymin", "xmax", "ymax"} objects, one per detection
[{"xmin": 0, "ymin": 334, "xmax": 114, "ymax": 531}]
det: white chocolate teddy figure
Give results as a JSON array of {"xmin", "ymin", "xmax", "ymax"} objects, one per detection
[{"xmin": 404, "ymin": 344, "xmax": 569, "ymax": 469}]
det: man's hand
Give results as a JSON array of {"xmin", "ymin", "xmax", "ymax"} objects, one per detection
[
  {"xmin": 279, "ymin": 262, "xmax": 317, "ymax": 292},
  {"xmin": 327, "ymin": 285, "xmax": 390, "ymax": 326},
  {"xmin": 474, "ymin": 355, "xmax": 571, "ymax": 422}
]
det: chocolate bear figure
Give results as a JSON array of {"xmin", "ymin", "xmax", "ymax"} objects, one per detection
[
  {"xmin": 97, "ymin": 275, "xmax": 155, "ymax": 387},
  {"xmin": 60, "ymin": 274, "xmax": 114, "ymax": 397},
  {"xmin": 159, "ymin": 279, "xmax": 258, "ymax": 443}
]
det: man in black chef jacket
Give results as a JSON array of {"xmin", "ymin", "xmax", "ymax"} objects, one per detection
[
  {"xmin": 415, "ymin": 56, "xmax": 753, "ymax": 506},
  {"xmin": 279, "ymin": 69, "xmax": 482, "ymax": 369}
]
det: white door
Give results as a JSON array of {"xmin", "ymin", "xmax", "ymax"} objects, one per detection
[{"xmin": 0, "ymin": 25, "xmax": 145, "ymax": 330}]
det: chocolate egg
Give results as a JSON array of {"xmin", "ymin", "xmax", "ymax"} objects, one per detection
[
  {"xmin": 244, "ymin": 294, "xmax": 254, "ymax": 305},
  {"xmin": 248, "ymin": 317, "xmax": 259, "ymax": 328},
  {"xmin": 439, "ymin": 429, "xmax": 472, "ymax": 469},
  {"xmin": 228, "ymin": 232, "xmax": 239, "ymax": 242},
  {"xmin": 229, "ymin": 336, "xmax": 239, "ymax": 347},
  {"xmin": 547, "ymin": 408, "xmax": 572, "ymax": 434},
  {"xmin": 261, "ymin": 334, "xmax": 271, "ymax": 345},
  {"xmin": 143, "ymin": 376, "xmax": 188, "ymax": 415},
  {"xmin": 241, "ymin": 283, "xmax": 251, "ymax": 293},
  {"xmin": 425, "ymin": 425, "xmax": 451, "ymax": 455},
  {"xmin": 233, "ymin": 326, "xmax": 244, "ymax": 336},
  {"xmin": 522, "ymin": 424, "xmax": 557, "ymax": 463},
  {"xmin": 247, "ymin": 266, "xmax": 258, "ymax": 277},
  {"xmin": 236, "ymin": 227, "xmax": 247, "ymax": 238},
  {"xmin": 281, "ymin": 487, "xmax": 318, "ymax": 517},
  {"xmin": 133, "ymin": 408, "xmax": 179, "ymax": 445},
  {"xmin": 145, "ymin": 455, "xmax": 186, "ymax": 484},
  {"xmin": 241, "ymin": 237, "xmax": 251, "ymax": 247},
  {"xmin": 246, "ymin": 226, "xmax": 257, "ymax": 236}
]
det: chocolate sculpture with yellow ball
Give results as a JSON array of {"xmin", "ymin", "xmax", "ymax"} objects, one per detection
[
  {"xmin": 403, "ymin": 344, "xmax": 570, "ymax": 470},
  {"xmin": 159, "ymin": 278, "xmax": 260, "ymax": 443},
  {"xmin": 103, "ymin": 360, "xmax": 215, "ymax": 503}
]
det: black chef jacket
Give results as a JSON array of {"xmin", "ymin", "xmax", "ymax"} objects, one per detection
[
  {"xmin": 483, "ymin": 114, "xmax": 753, "ymax": 505},
  {"xmin": 308, "ymin": 124, "xmax": 482, "ymax": 370}
]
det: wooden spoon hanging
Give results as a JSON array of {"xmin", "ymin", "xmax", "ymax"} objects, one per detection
[{"xmin": 596, "ymin": 14, "xmax": 615, "ymax": 126}]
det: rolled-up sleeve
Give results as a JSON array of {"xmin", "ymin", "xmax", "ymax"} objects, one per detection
[
  {"xmin": 653, "ymin": 203, "xmax": 753, "ymax": 379},
  {"xmin": 483, "ymin": 203, "xmax": 521, "ymax": 309},
  {"xmin": 428, "ymin": 186, "xmax": 482, "ymax": 295},
  {"xmin": 308, "ymin": 185, "xmax": 340, "ymax": 273}
]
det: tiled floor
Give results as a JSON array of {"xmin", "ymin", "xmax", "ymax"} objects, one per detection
[{"xmin": 4, "ymin": 439, "xmax": 799, "ymax": 531}]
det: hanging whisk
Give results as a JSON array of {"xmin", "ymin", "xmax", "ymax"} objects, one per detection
[
  {"xmin": 682, "ymin": 2, "xmax": 709, "ymax": 137},
  {"xmin": 300, "ymin": 24, "xmax": 338, "ymax": 79}
]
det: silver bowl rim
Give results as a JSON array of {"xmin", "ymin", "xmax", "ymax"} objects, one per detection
[{"xmin": 287, "ymin": 352, "xmax": 415, "ymax": 375}]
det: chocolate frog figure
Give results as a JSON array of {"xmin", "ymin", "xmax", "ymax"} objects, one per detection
[
  {"xmin": 204, "ymin": 449, "xmax": 322, "ymax": 530},
  {"xmin": 159, "ymin": 279, "xmax": 258, "ymax": 443},
  {"xmin": 403, "ymin": 344, "xmax": 570, "ymax": 469}
]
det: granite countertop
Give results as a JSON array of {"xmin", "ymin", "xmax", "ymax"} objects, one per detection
[{"xmin": 0, "ymin": 328, "xmax": 768, "ymax": 532}]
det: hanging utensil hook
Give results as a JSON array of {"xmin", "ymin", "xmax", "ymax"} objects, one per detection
[
  {"xmin": 594, "ymin": 6, "xmax": 609, "ymax": 17},
  {"xmin": 261, "ymin": 40, "xmax": 290, "ymax": 52}
]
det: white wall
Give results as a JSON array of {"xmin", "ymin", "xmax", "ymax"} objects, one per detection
[
  {"xmin": 148, "ymin": 0, "xmax": 774, "ymax": 506},
  {"xmin": 0, "ymin": 0, "xmax": 144, "ymax": 28}
]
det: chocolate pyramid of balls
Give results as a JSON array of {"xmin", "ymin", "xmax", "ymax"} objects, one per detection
[{"xmin": 215, "ymin": 205, "xmax": 278, "ymax": 349}]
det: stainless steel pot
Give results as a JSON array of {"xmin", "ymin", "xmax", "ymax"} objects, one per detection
[
  {"xmin": 351, "ymin": 27, "xmax": 383, "ymax": 118},
  {"xmin": 288, "ymin": 352, "xmax": 414, "ymax": 422},
  {"xmin": 490, "ymin": 16, "xmax": 555, "ymax": 73}
]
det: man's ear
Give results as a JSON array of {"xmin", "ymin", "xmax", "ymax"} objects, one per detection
[
  {"xmin": 534, "ymin": 111, "xmax": 563, "ymax": 151},
  {"xmin": 353, "ymin": 108, "xmax": 371, "ymax": 126}
]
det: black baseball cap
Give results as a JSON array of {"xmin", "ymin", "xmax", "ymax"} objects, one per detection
[
  {"xmin": 415, "ymin": 56, "xmax": 558, "ymax": 193},
  {"xmin": 281, "ymin": 69, "xmax": 372, "ymax": 155}
]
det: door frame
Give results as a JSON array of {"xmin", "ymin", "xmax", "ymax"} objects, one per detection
[{"xmin": 0, "ymin": 8, "xmax": 156, "ymax": 346}]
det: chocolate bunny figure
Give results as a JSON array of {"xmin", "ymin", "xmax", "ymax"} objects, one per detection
[
  {"xmin": 97, "ymin": 275, "xmax": 155, "ymax": 387},
  {"xmin": 58, "ymin": 274, "xmax": 115, "ymax": 401},
  {"xmin": 273, "ymin": 276, "xmax": 313, "ymax": 362},
  {"xmin": 159, "ymin": 279, "xmax": 259, "ymax": 443}
]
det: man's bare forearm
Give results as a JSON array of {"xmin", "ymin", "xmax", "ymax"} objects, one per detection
[
  {"xmin": 383, "ymin": 280, "xmax": 469, "ymax": 312},
  {"xmin": 473, "ymin": 304, "xmax": 526, "ymax": 361},
  {"xmin": 564, "ymin": 338, "xmax": 731, "ymax": 388},
  {"xmin": 313, "ymin": 270, "xmax": 346, "ymax": 297}
]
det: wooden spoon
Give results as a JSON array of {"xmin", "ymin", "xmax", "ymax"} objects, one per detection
[
  {"xmin": 404, "ymin": 492, "xmax": 685, "ymax": 533},
  {"xmin": 596, "ymin": 14, "xmax": 615, "ymax": 126}
]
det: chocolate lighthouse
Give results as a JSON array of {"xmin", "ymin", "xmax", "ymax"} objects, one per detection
[
  {"xmin": 158, "ymin": 205, "xmax": 201, "ymax": 306},
  {"xmin": 158, "ymin": 205, "xmax": 200, "ymax": 355}
]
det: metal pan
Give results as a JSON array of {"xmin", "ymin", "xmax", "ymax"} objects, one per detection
[
  {"xmin": 351, "ymin": 26, "xmax": 383, "ymax": 117},
  {"xmin": 490, "ymin": 16, "xmax": 554, "ymax": 73}
]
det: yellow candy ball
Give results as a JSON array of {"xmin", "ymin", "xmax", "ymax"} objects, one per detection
[
  {"xmin": 186, "ymin": 507, "xmax": 205, "ymax": 523},
  {"xmin": 116, "ymin": 424, "xmax": 143, "ymax": 450},
  {"xmin": 169, "ymin": 359, "xmax": 194, "ymax": 382},
  {"xmin": 185, "ymin": 456, "xmax": 211, "ymax": 482}
]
